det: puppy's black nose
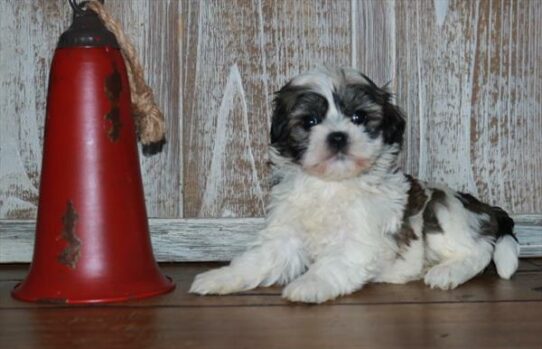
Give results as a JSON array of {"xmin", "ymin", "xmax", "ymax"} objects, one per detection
[{"xmin": 327, "ymin": 131, "xmax": 348, "ymax": 151}]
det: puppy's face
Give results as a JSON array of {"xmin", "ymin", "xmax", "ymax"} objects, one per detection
[{"xmin": 270, "ymin": 68, "xmax": 405, "ymax": 180}]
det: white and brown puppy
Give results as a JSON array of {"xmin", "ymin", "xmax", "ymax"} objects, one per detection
[{"xmin": 190, "ymin": 67, "xmax": 519, "ymax": 303}]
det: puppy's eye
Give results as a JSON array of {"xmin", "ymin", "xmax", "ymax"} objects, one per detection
[
  {"xmin": 351, "ymin": 111, "xmax": 367, "ymax": 125},
  {"xmin": 303, "ymin": 115, "xmax": 321, "ymax": 130}
]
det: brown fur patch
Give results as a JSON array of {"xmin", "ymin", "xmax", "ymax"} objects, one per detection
[
  {"xmin": 393, "ymin": 176, "xmax": 429, "ymax": 249},
  {"xmin": 422, "ymin": 189, "xmax": 446, "ymax": 234},
  {"xmin": 393, "ymin": 224, "xmax": 418, "ymax": 249},
  {"xmin": 404, "ymin": 175, "xmax": 428, "ymax": 217},
  {"xmin": 455, "ymin": 193, "xmax": 499, "ymax": 237}
]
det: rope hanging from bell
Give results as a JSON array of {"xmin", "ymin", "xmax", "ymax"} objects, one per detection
[{"xmin": 84, "ymin": 0, "xmax": 166, "ymax": 155}]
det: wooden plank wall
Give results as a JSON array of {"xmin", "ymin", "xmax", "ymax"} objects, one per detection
[{"xmin": 1, "ymin": 0, "xmax": 541, "ymax": 223}]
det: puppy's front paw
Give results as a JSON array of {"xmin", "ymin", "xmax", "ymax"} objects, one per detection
[
  {"xmin": 189, "ymin": 267, "xmax": 251, "ymax": 295},
  {"xmin": 424, "ymin": 263, "xmax": 466, "ymax": 290},
  {"xmin": 282, "ymin": 274, "xmax": 338, "ymax": 304}
]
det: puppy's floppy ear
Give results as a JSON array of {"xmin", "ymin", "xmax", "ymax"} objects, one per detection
[
  {"xmin": 381, "ymin": 95, "xmax": 406, "ymax": 147},
  {"xmin": 270, "ymin": 92, "xmax": 289, "ymax": 146},
  {"xmin": 270, "ymin": 82, "xmax": 303, "ymax": 146}
]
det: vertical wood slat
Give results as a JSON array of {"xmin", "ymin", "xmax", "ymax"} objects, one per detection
[
  {"xmin": 102, "ymin": 0, "xmax": 182, "ymax": 218},
  {"xmin": 391, "ymin": 0, "xmax": 542, "ymax": 213},
  {"xmin": 0, "ymin": 0, "xmax": 71, "ymax": 219},
  {"xmin": 182, "ymin": 0, "xmax": 351, "ymax": 218},
  {"xmin": 395, "ymin": 0, "xmax": 482, "ymax": 194},
  {"xmin": 182, "ymin": 0, "xmax": 268, "ymax": 218},
  {"xmin": 352, "ymin": 0, "xmax": 396, "ymax": 86},
  {"xmin": 469, "ymin": 0, "xmax": 542, "ymax": 213}
]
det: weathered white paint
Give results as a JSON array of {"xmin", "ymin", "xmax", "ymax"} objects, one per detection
[
  {"xmin": 353, "ymin": 0, "xmax": 396, "ymax": 86},
  {"xmin": 0, "ymin": 0, "xmax": 71, "ymax": 219},
  {"xmin": 434, "ymin": 0, "xmax": 450, "ymax": 27},
  {"xmin": 468, "ymin": 0, "xmax": 542, "ymax": 213},
  {"xmin": 393, "ymin": 0, "xmax": 542, "ymax": 215},
  {"xmin": 183, "ymin": 0, "xmax": 268, "ymax": 218},
  {"xmin": 0, "ymin": 140, "xmax": 38, "ymax": 218},
  {"xmin": 351, "ymin": 0, "xmax": 358, "ymax": 68},
  {"xmin": 199, "ymin": 64, "xmax": 265, "ymax": 217},
  {"xmin": 1, "ymin": 217, "xmax": 540, "ymax": 263}
]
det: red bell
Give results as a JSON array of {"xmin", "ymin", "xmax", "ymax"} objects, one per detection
[{"xmin": 12, "ymin": 0, "xmax": 174, "ymax": 303}]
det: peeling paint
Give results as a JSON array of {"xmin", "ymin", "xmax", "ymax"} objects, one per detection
[
  {"xmin": 105, "ymin": 106, "xmax": 121, "ymax": 141},
  {"xmin": 58, "ymin": 201, "xmax": 81, "ymax": 269},
  {"xmin": 104, "ymin": 64, "xmax": 122, "ymax": 141}
]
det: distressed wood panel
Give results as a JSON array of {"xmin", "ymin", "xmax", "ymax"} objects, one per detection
[
  {"xmin": 262, "ymin": 0, "xmax": 352, "ymax": 89},
  {"xmin": 352, "ymin": 0, "xmax": 396, "ymax": 86},
  {"xmin": 394, "ymin": 0, "xmax": 542, "ymax": 213},
  {"xmin": 0, "ymin": 0, "xmax": 181, "ymax": 219},
  {"xmin": 469, "ymin": 0, "xmax": 542, "ymax": 213},
  {"xmin": 0, "ymin": 0, "xmax": 71, "ymax": 219},
  {"xmin": 1, "ymin": 0, "xmax": 541, "ymax": 226},
  {"xmin": 182, "ymin": 0, "xmax": 351, "ymax": 218},
  {"xmin": 1, "ymin": 217, "xmax": 540, "ymax": 262},
  {"xmin": 395, "ymin": 0, "xmax": 482, "ymax": 193},
  {"xmin": 182, "ymin": 0, "xmax": 269, "ymax": 218}
]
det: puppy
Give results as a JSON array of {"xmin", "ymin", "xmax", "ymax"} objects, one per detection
[{"xmin": 190, "ymin": 67, "xmax": 519, "ymax": 303}]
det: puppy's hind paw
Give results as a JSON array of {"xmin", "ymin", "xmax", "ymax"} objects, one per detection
[{"xmin": 189, "ymin": 267, "xmax": 253, "ymax": 295}]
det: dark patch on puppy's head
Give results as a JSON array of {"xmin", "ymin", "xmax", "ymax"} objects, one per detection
[
  {"xmin": 334, "ymin": 75, "xmax": 406, "ymax": 147},
  {"xmin": 270, "ymin": 83, "xmax": 328, "ymax": 162}
]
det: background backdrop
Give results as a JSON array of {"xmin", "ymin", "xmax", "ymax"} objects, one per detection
[{"xmin": 1, "ymin": 0, "xmax": 541, "ymax": 260}]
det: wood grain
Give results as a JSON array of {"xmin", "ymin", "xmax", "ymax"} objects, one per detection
[
  {"xmin": 352, "ymin": 0, "xmax": 396, "ymax": 86},
  {"xmin": 393, "ymin": 0, "xmax": 542, "ymax": 213},
  {"xmin": 2, "ymin": 302, "xmax": 542, "ymax": 349},
  {"xmin": 262, "ymin": 0, "xmax": 352, "ymax": 88},
  {"xmin": 2, "ymin": 261, "xmax": 541, "ymax": 308},
  {"xmin": 1, "ymin": 217, "xmax": 540, "ymax": 263},
  {"xmin": 0, "ymin": 0, "xmax": 71, "ymax": 219},
  {"xmin": 1, "ymin": 263, "xmax": 542, "ymax": 349},
  {"xmin": 182, "ymin": 0, "xmax": 268, "ymax": 218},
  {"xmin": 469, "ymin": 0, "xmax": 542, "ymax": 213}
]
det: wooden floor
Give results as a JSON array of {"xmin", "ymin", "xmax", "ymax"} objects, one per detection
[{"xmin": 1, "ymin": 261, "xmax": 542, "ymax": 349}]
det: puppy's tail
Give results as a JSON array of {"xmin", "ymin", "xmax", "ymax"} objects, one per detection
[{"xmin": 491, "ymin": 207, "xmax": 519, "ymax": 279}]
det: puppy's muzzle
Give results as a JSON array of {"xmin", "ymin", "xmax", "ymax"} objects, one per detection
[{"xmin": 327, "ymin": 131, "xmax": 348, "ymax": 152}]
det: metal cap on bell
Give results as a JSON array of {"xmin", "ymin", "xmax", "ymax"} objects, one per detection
[{"xmin": 12, "ymin": 0, "xmax": 175, "ymax": 303}]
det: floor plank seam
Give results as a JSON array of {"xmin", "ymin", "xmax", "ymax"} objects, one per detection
[{"xmin": 3, "ymin": 298, "xmax": 542, "ymax": 311}]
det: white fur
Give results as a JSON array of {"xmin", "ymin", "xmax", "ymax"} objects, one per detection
[
  {"xmin": 190, "ymin": 67, "xmax": 519, "ymax": 303},
  {"xmin": 422, "ymin": 187, "xmax": 495, "ymax": 289},
  {"xmin": 493, "ymin": 235, "xmax": 520, "ymax": 279}
]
